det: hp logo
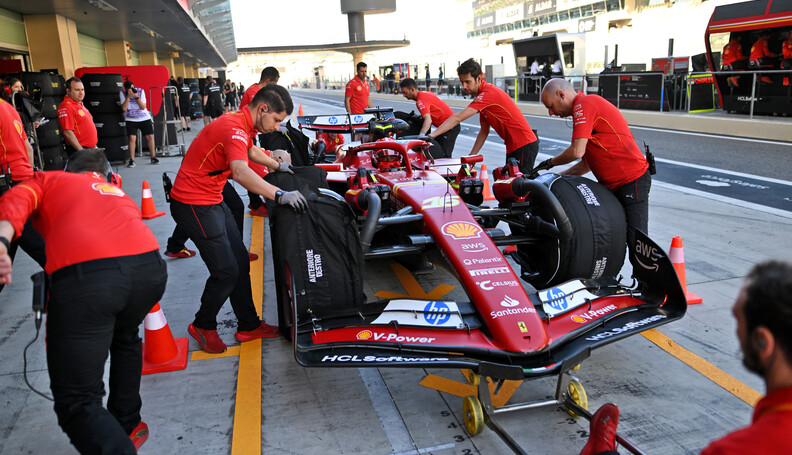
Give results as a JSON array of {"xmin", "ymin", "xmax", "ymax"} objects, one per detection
[
  {"xmin": 328, "ymin": 116, "xmax": 338, "ymax": 125},
  {"xmin": 353, "ymin": 115, "xmax": 364, "ymax": 123},
  {"xmin": 544, "ymin": 288, "xmax": 568, "ymax": 311},
  {"xmin": 424, "ymin": 301, "xmax": 451, "ymax": 325}
]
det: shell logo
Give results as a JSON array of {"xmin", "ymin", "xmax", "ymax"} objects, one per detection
[
  {"xmin": 441, "ymin": 221, "xmax": 482, "ymax": 240},
  {"xmin": 356, "ymin": 85, "xmax": 362, "ymax": 91},
  {"xmin": 13, "ymin": 120, "xmax": 23, "ymax": 136},
  {"xmin": 356, "ymin": 330, "xmax": 373, "ymax": 340},
  {"xmin": 78, "ymin": 109, "xmax": 85, "ymax": 117},
  {"xmin": 91, "ymin": 182, "xmax": 125, "ymax": 197},
  {"xmin": 571, "ymin": 315, "xmax": 586, "ymax": 323}
]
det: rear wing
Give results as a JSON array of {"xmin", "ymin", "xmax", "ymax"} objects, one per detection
[{"xmin": 298, "ymin": 108, "xmax": 395, "ymax": 133}]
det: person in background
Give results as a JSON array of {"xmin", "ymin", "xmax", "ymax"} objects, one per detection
[
  {"xmin": 428, "ymin": 58, "xmax": 539, "ymax": 173},
  {"xmin": 552, "ymin": 55, "xmax": 563, "ymax": 76},
  {"xmin": 437, "ymin": 66, "xmax": 444, "ymax": 94},
  {"xmin": 781, "ymin": 30, "xmax": 792, "ymax": 71},
  {"xmin": 400, "ymin": 78, "xmax": 458, "ymax": 158},
  {"xmin": 58, "ymin": 77, "xmax": 98, "ymax": 155},
  {"xmin": 239, "ymin": 67, "xmax": 279, "ymax": 110},
  {"xmin": 345, "ymin": 61, "xmax": 374, "ymax": 114},
  {"xmin": 202, "ymin": 75, "xmax": 223, "ymax": 124},
  {"xmin": 425, "ymin": 65, "xmax": 431, "ymax": 92},
  {"xmin": 749, "ymin": 30, "xmax": 777, "ymax": 83},
  {"xmin": 120, "ymin": 79, "xmax": 158, "ymax": 167},
  {"xmin": 175, "ymin": 76, "xmax": 192, "ymax": 132},
  {"xmin": 223, "ymin": 79, "xmax": 234, "ymax": 112},
  {"xmin": 0, "ymin": 148, "xmax": 167, "ymax": 454},
  {"xmin": 581, "ymin": 260, "xmax": 792, "ymax": 455},
  {"xmin": 722, "ymin": 35, "xmax": 748, "ymax": 87},
  {"xmin": 1, "ymin": 77, "xmax": 23, "ymax": 102}
]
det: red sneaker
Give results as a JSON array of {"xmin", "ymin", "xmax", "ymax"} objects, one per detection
[
  {"xmin": 235, "ymin": 322, "xmax": 280, "ymax": 342},
  {"xmin": 248, "ymin": 252, "xmax": 259, "ymax": 261},
  {"xmin": 128, "ymin": 421, "xmax": 149, "ymax": 451},
  {"xmin": 164, "ymin": 248, "xmax": 196, "ymax": 258},
  {"xmin": 188, "ymin": 323, "xmax": 227, "ymax": 353},
  {"xmin": 580, "ymin": 403, "xmax": 619, "ymax": 455},
  {"xmin": 249, "ymin": 206, "xmax": 268, "ymax": 217}
]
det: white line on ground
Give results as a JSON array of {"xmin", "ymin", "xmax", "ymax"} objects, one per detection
[
  {"xmin": 358, "ymin": 368, "xmax": 417, "ymax": 453},
  {"xmin": 653, "ymin": 181, "xmax": 792, "ymax": 219},
  {"xmin": 392, "ymin": 443, "xmax": 457, "ymax": 455}
]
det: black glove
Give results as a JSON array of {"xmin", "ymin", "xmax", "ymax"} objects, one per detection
[
  {"xmin": 278, "ymin": 190, "xmax": 307, "ymax": 212},
  {"xmin": 417, "ymin": 134, "xmax": 433, "ymax": 142},
  {"xmin": 535, "ymin": 158, "xmax": 554, "ymax": 171},
  {"xmin": 276, "ymin": 162, "xmax": 294, "ymax": 174}
]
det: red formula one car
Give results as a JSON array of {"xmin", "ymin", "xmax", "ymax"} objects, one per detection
[{"xmin": 268, "ymin": 109, "xmax": 684, "ymax": 454}]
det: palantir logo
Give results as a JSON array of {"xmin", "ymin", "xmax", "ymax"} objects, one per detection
[
  {"xmin": 544, "ymin": 288, "xmax": 568, "ymax": 311},
  {"xmin": 424, "ymin": 301, "xmax": 450, "ymax": 325}
]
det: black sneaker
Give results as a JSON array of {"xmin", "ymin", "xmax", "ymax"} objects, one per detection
[
  {"xmin": 127, "ymin": 159, "xmax": 136, "ymax": 168},
  {"xmin": 187, "ymin": 127, "xmax": 192, "ymax": 131},
  {"xmin": 151, "ymin": 157, "xmax": 160, "ymax": 165}
]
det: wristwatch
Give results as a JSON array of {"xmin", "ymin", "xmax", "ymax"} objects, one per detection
[
  {"xmin": 0, "ymin": 236, "xmax": 10, "ymax": 251},
  {"xmin": 274, "ymin": 189, "xmax": 284, "ymax": 203}
]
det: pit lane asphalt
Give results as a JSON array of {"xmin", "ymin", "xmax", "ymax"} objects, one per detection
[{"xmin": 0, "ymin": 92, "xmax": 790, "ymax": 454}]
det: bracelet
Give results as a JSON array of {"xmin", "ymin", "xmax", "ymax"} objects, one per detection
[
  {"xmin": 274, "ymin": 189, "xmax": 284, "ymax": 203},
  {"xmin": 0, "ymin": 236, "xmax": 10, "ymax": 251}
]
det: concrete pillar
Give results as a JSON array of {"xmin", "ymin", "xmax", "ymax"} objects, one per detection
[
  {"xmin": 347, "ymin": 12, "xmax": 365, "ymax": 42},
  {"xmin": 140, "ymin": 51, "xmax": 158, "ymax": 66},
  {"xmin": 174, "ymin": 61, "xmax": 186, "ymax": 78},
  {"xmin": 159, "ymin": 56, "xmax": 176, "ymax": 77},
  {"xmin": 24, "ymin": 14, "xmax": 83, "ymax": 76},
  {"xmin": 351, "ymin": 52, "xmax": 365, "ymax": 67},
  {"xmin": 105, "ymin": 40, "xmax": 132, "ymax": 66}
]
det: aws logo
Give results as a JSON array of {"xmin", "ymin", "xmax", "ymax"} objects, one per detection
[{"xmin": 91, "ymin": 182, "xmax": 125, "ymax": 197}]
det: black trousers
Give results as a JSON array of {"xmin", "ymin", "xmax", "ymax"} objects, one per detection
[
  {"xmin": 166, "ymin": 181, "xmax": 244, "ymax": 252},
  {"xmin": 613, "ymin": 169, "xmax": 652, "ymax": 248},
  {"xmin": 170, "ymin": 198, "xmax": 261, "ymax": 331},
  {"xmin": 47, "ymin": 251, "xmax": 166, "ymax": 455},
  {"xmin": 506, "ymin": 140, "xmax": 539, "ymax": 175},
  {"xmin": 435, "ymin": 124, "xmax": 460, "ymax": 158}
]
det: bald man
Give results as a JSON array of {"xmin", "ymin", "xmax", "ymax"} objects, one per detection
[{"xmin": 537, "ymin": 79, "xmax": 651, "ymax": 247}]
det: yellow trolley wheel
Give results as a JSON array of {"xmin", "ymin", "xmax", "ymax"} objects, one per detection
[
  {"xmin": 565, "ymin": 379, "xmax": 588, "ymax": 418},
  {"xmin": 462, "ymin": 396, "xmax": 484, "ymax": 436},
  {"xmin": 465, "ymin": 369, "xmax": 481, "ymax": 386}
]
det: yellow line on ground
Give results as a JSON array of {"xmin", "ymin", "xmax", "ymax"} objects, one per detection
[
  {"xmin": 190, "ymin": 346, "xmax": 241, "ymax": 361},
  {"xmin": 231, "ymin": 215, "xmax": 265, "ymax": 455},
  {"xmin": 642, "ymin": 329, "xmax": 761, "ymax": 407},
  {"xmin": 374, "ymin": 263, "xmax": 455, "ymax": 300}
]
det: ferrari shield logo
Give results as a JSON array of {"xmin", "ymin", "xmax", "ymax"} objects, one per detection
[{"xmin": 518, "ymin": 321, "xmax": 528, "ymax": 333}]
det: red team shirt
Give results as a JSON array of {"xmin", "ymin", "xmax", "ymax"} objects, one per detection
[
  {"xmin": 0, "ymin": 171, "xmax": 159, "ymax": 273},
  {"xmin": 415, "ymin": 91, "xmax": 454, "ymax": 127},
  {"xmin": 571, "ymin": 93, "xmax": 648, "ymax": 191},
  {"xmin": 57, "ymin": 96, "xmax": 98, "ymax": 148},
  {"xmin": 345, "ymin": 77, "xmax": 370, "ymax": 114},
  {"xmin": 721, "ymin": 40, "xmax": 745, "ymax": 66},
  {"xmin": 750, "ymin": 37, "xmax": 774, "ymax": 61},
  {"xmin": 701, "ymin": 387, "xmax": 792, "ymax": 455},
  {"xmin": 318, "ymin": 132, "xmax": 344, "ymax": 150},
  {"xmin": 238, "ymin": 83, "xmax": 261, "ymax": 110},
  {"xmin": 0, "ymin": 99, "xmax": 33, "ymax": 181},
  {"xmin": 171, "ymin": 109, "xmax": 256, "ymax": 205},
  {"xmin": 467, "ymin": 81, "xmax": 536, "ymax": 152},
  {"xmin": 783, "ymin": 38, "xmax": 792, "ymax": 59}
]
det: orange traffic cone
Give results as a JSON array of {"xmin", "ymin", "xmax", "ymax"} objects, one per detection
[
  {"xmin": 141, "ymin": 303, "xmax": 189, "ymax": 375},
  {"xmin": 668, "ymin": 236, "xmax": 702, "ymax": 305},
  {"xmin": 140, "ymin": 181, "xmax": 165, "ymax": 219},
  {"xmin": 480, "ymin": 163, "xmax": 496, "ymax": 201},
  {"xmin": 298, "ymin": 104, "xmax": 304, "ymax": 116}
]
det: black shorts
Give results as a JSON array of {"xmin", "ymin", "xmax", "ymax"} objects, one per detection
[
  {"xmin": 204, "ymin": 103, "xmax": 223, "ymax": 119},
  {"xmin": 125, "ymin": 119, "xmax": 154, "ymax": 137}
]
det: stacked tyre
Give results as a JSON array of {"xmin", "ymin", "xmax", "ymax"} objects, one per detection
[
  {"xmin": 8, "ymin": 72, "xmax": 69, "ymax": 170},
  {"xmin": 81, "ymin": 73, "xmax": 128, "ymax": 163},
  {"xmin": 185, "ymin": 78, "xmax": 202, "ymax": 120}
]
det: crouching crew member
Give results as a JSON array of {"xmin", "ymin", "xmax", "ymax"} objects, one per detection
[
  {"xmin": 538, "ymin": 78, "xmax": 650, "ymax": 248},
  {"xmin": 428, "ymin": 58, "xmax": 539, "ymax": 173},
  {"xmin": 169, "ymin": 83, "xmax": 306, "ymax": 354},
  {"xmin": 0, "ymin": 148, "xmax": 167, "ymax": 454},
  {"xmin": 0, "ymin": 96, "xmax": 46, "ymax": 293},
  {"xmin": 57, "ymin": 77, "xmax": 98, "ymax": 154},
  {"xmin": 400, "ymin": 78, "xmax": 459, "ymax": 158}
]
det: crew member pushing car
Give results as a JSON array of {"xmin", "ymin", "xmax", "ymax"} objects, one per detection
[
  {"xmin": 57, "ymin": 77, "xmax": 98, "ymax": 154},
  {"xmin": 0, "ymin": 148, "xmax": 167, "ymax": 453},
  {"xmin": 399, "ymin": 77, "xmax": 459, "ymax": 158},
  {"xmin": 537, "ymin": 78, "xmax": 651, "ymax": 248},
  {"xmin": 169, "ymin": 83, "xmax": 307, "ymax": 354},
  {"xmin": 428, "ymin": 58, "xmax": 539, "ymax": 173}
]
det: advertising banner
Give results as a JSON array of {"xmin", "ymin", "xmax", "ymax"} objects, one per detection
[
  {"xmin": 474, "ymin": 12, "xmax": 497, "ymax": 29},
  {"xmin": 525, "ymin": 0, "xmax": 557, "ymax": 18},
  {"xmin": 496, "ymin": 4, "xmax": 525, "ymax": 24}
]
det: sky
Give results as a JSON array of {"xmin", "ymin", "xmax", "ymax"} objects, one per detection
[{"xmin": 230, "ymin": 0, "xmax": 472, "ymax": 53}]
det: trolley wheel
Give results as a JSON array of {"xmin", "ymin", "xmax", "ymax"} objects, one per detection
[
  {"xmin": 565, "ymin": 379, "xmax": 588, "ymax": 418},
  {"xmin": 462, "ymin": 396, "xmax": 484, "ymax": 436},
  {"xmin": 464, "ymin": 369, "xmax": 481, "ymax": 386},
  {"xmin": 572, "ymin": 363, "xmax": 581, "ymax": 371}
]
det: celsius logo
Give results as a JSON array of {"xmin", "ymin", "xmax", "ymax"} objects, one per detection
[
  {"xmin": 544, "ymin": 288, "xmax": 568, "ymax": 310},
  {"xmin": 477, "ymin": 280, "xmax": 520, "ymax": 290},
  {"xmin": 424, "ymin": 301, "xmax": 451, "ymax": 325},
  {"xmin": 500, "ymin": 295, "xmax": 520, "ymax": 307}
]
